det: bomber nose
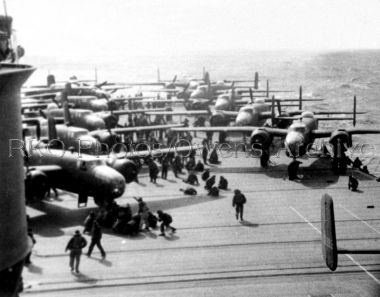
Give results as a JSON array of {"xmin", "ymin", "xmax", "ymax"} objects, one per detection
[
  {"xmin": 190, "ymin": 90, "xmax": 203, "ymax": 99},
  {"xmin": 91, "ymin": 99, "xmax": 109, "ymax": 111},
  {"xmin": 95, "ymin": 90, "xmax": 111, "ymax": 99},
  {"xmin": 87, "ymin": 115, "xmax": 106, "ymax": 130},
  {"xmin": 285, "ymin": 131, "xmax": 304, "ymax": 158},
  {"xmin": 92, "ymin": 165, "xmax": 126, "ymax": 199},
  {"xmin": 235, "ymin": 112, "xmax": 252, "ymax": 126},
  {"xmin": 77, "ymin": 135, "xmax": 99, "ymax": 154},
  {"xmin": 214, "ymin": 98, "xmax": 230, "ymax": 111}
]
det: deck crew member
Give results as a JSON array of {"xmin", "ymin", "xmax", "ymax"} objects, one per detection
[
  {"xmin": 218, "ymin": 176, "xmax": 228, "ymax": 190},
  {"xmin": 86, "ymin": 220, "xmax": 106, "ymax": 259},
  {"xmin": 348, "ymin": 174, "xmax": 359, "ymax": 191},
  {"xmin": 194, "ymin": 160, "xmax": 204, "ymax": 172},
  {"xmin": 135, "ymin": 197, "xmax": 150, "ymax": 231},
  {"xmin": 205, "ymin": 175, "xmax": 216, "ymax": 190},
  {"xmin": 183, "ymin": 171, "xmax": 199, "ymax": 186},
  {"xmin": 232, "ymin": 189, "xmax": 246, "ymax": 221},
  {"xmin": 65, "ymin": 230, "xmax": 87, "ymax": 273},
  {"xmin": 157, "ymin": 210, "xmax": 176, "ymax": 236}
]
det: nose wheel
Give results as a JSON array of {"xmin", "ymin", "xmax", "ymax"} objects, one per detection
[
  {"xmin": 260, "ymin": 151, "xmax": 269, "ymax": 167},
  {"xmin": 331, "ymin": 157, "xmax": 347, "ymax": 174}
]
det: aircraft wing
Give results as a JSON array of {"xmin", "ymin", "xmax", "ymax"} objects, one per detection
[
  {"xmin": 112, "ymin": 108, "xmax": 166, "ymax": 115},
  {"xmin": 110, "ymin": 96, "xmax": 155, "ymax": 102},
  {"xmin": 111, "ymin": 124, "xmax": 184, "ymax": 134},
  {"xmin": 236, "ymin": 89, "xmax": 294, "ymax": 93},
  {"xmin": 311, "ymin": 128, "xmax": 380, "ymax": 139},
  {"xmin": 117, "ymin": 145, "xmax": 203, "ymax": 159},
  {"xmin": 278, "ymin": 115, "xmax": 356, "ymax": 121},
  {"xmin": 266, "ymin": 98, "xmax": 324, "ymax": 102},
  {"xmin": 24, "ymin": 92, "xmax": 59, "ymax": 99},
  {"xmin": 101, "ymin": 85, "xmax": 133, "ymax": 91},
  {"xmin": 22, "ymin": 88, "xmax": 64, "ymax": 96},
  {"xmin": 144, "ymin": 110, "xmax": 210, "ymax": 116},
  {"xmin": 234, "ymin": 99, "xmax": 251, "ymax": 105},
  {"xmin": 310, "ymin": 129, "xmax": 334, "ymax": 138},
  {"xmin": 28, "ymin": 165, "xmax": 63, "ymax": 173},
  {"xmin": 141, "ymin": 88, "xmax": 180, "ymax": 93},
  {"xmin": 218, "ymin": 111, "xmax": 239, "ymax": 117},
  {"xmin": 141, "ymin": 99, "xmax": 185, "ymax": 104},
  {"xmin": 21, "ymin": 103, "xmax": 49, "ymax": 111},
  {"xmin": 287, "ymin": 111, "xmax": 365, "ymax": 116},
  {"xmin": 346, "ymin": 128, "xmax": 380, "ymax": 135},
  {"xmin": 171, "ymin": 126, "xmax": 289, "ymax": 137}
]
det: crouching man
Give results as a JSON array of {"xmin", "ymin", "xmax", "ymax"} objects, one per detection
[{"xmin": 157, "ymin": 210, "xmax": 176, "ymax": 236}]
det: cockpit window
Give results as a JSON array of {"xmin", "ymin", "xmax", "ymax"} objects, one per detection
[
  {"xmin": 73, "ymin": 131, "xmax": 88, "ymax": 138},
  {"xmin": 79, "ymin": 110, "xmax": 92, "ymax": 117},
  {"xmin": 240, "ymin": 106, "xmax": 253, "ymax": 112}
]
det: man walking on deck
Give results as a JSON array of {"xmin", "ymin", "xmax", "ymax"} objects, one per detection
[
  {"xmin": 232, "ymin": 189, "xmax": 246, "ymax": 221},
  {"xmin": 65, "ymin": 230, "xmax": 87, "ymax": 273}
]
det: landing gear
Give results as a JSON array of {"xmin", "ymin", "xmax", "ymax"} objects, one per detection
[
  {"xmin": 78, "ymin": 193, "xmax": 88, "ymax": 208},
  {"xmin": 331, "ymin": 158, "xmax": 347, "ymax": 174},
  {"xmin": 93, "ymin": 195, "xmax": 103, "ymax": 207},
  {"xmin": 260, "ymin": 151, "xmax": 269, "ymax": 167}
]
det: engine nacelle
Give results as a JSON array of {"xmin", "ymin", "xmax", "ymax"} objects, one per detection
[
  {"xmin": 329, "ymin": 129, "xmax": 352, "ymax": 157},
  {"xmin": 210, "ymin": 113, "xmax": 229, "ymax": 126},
  {"xmin": 250, "ymin": 128, "xmax": 273, "ymax": 150},
  {"xmin": 107, "ymin": 158, "xmax": 138, "ymax": 183},
  {"xmin": 25, "ymin": 169, "xmax": 49, "ymax": 201}
]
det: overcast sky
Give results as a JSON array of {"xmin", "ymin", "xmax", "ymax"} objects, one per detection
[{"xmin": 7, "ymin": 0, "xmax": 380, "ymax": 57}]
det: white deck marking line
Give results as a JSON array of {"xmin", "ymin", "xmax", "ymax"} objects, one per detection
[
  {"xmin": 345, "ymin": 254, "xmax": 380, "ymax": 285},
  {"xmin": 339, "ymin": 204, "xmax": 380, "ymax": 235},
  {"xmin": 289, "ymin": 206, "xmax": 380, "ymax": 285},
  {"xmin": 289, "ymin": 206, "xmax": 321, "ymax": 234}
]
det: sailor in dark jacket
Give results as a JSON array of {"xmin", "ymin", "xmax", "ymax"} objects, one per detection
[
  {"xmin": 288, "ymin": 159, "xmax": 302, "ymax": 180},
  {"xmin": 174, "ymin": 154, "xmax": 184, "ymax": 174},
  {"xmin": 180, "ymin": 187, "xmax": 197, "ymax": 195},
  {"xmin": 161, "ymin": 157, "xmax": 169, "ymax": 180},
  {"xmin": 232, "ymin": 189, "xmax": 246, "ymax": 221},
  {"xmin": 205, "ymin": 175, "xmax": 216, "ymax": 191},
  {"xmin": 149, "ymin": 160, "xmax": 159, "ymax": 183},
  {"xmin": 348, "ymin": 174, "xmax": 359, "ymax": 191},
  {"xmin": 86, "ymin": 220, "xmax": 106, "ymax": 259},
  {"xmin": 218, "ymin": 176, "xmax": 228, "ymax": 190},
  {"xmin": 65, "ymin": 230, "xmax": 87, "ymax": 273},
  {"xmin": 209, "ymin": 147, "xmax": 220, "ymax": 164},
  {"xmin": 194, "ymin": 160, "xmax": 204, "ymax": 172},
  {"xmin": 83, "ymin": 211, "xmax": 96, "ymax": 234},
  {"xmin": 183, "ymin": 172, "xmax": 199, "ymax": 185},
  {"xmin": 208, "ymin": 186, "xmax": 219, "ymax": 197},
  {"xmin": 202, "ymin": 140, "xmax": 208, "ymax": 165},
  {"xmin": 157, "ymin": 210, "xmax": 176, "ymax": 236},
  {"xmin": 201, "ymin": 169, "xmax": 210, "ymax": 181}
]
